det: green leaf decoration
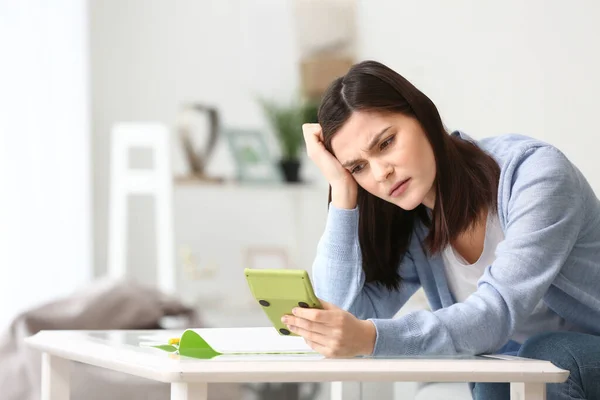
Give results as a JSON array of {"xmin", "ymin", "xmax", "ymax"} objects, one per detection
[{"xmin": 178, "ymin": 330, "xmax": 221, "ymax": 359}]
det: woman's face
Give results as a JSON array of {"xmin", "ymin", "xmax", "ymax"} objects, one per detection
[{"xmin": 330, "ymin": 111, "xmax": 437, "ymax": 210}]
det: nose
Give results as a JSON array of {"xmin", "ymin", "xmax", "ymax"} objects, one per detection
[{"xmin": 371, "ymin": 160, "xmax": 393, "ymax": 182}]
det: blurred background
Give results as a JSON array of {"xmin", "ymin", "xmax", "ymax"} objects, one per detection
[{"xmin": 1, "ymin": 1, "xmax": 599, "ymax": 399}]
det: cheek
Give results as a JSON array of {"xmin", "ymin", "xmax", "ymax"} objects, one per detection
[
  {"xmin": 355, "ymin": 175, "xmax": 379, "ymax": 195},
  {"xmin": 411, "ymin": 139, "xmax": 435, "ymax": 177},
  {"xmin": 391, "ymin": 149, "xmax": 414, "ymax": 174},
  {"xmin": 423, "ymin": 147, "xmax": 437, "ymax": 179}
]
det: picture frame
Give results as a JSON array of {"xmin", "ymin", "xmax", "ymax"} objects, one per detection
[{"xmin": 224, "ymin": 128, "xmax": 282, "ymax": 183}]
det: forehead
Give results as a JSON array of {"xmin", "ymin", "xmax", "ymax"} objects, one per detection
[{"xmin": 330, "ymin": 111, "xmax": 393, "ymax": 158}]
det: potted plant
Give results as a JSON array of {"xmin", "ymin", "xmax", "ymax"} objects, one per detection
[{"xmin": 259, "ymin": 98, "xmax": 319, "ymax": 183}]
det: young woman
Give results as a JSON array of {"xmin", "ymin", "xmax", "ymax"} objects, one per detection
[{"xmin": 280, "ymin": 60, "xmax": 600, "ymax": 399}]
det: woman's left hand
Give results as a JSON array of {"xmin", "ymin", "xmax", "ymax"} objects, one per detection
[{"xmin": 281, "ymin": 300, "xmax": 377, "ymax": 358}]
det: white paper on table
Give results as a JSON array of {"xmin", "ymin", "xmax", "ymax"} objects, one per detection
[{"xmin": 140, "ymin": 327, "xmax": 316, "ymax": 354}]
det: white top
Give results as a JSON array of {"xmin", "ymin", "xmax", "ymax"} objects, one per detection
[
  {"xmin": 443, "ymin": 212, "xmax": 568, "ymax": 343},
  {"xmin": 443, "ymin": 212, "xmax": 505, "ymax": 303}
]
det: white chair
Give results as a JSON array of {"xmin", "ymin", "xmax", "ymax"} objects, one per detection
[{"xmin": 107, "ymin": 122, "xmax": 175, "ymax": 294}]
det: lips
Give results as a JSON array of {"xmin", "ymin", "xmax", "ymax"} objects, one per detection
[{"xmin": 389, "ymin": 178, "xmax": 410, "ymax": 197}]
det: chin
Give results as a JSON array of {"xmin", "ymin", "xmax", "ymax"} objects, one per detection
[
  {"xmin": 395, "ymin": 200, "xmax": 420, "ymax": 211},
  {"xmin": 394, "ymin": 192, "xmax": 426, "ymax": 211}
]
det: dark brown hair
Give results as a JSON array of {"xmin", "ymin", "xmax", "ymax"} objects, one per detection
[{"xmin": 318, "ymin": 60, "xmax": 500, "ymax": 291}]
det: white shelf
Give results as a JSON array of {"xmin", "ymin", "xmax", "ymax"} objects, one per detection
[{"xmin": 165, "ymin": 182, "xmax": 330, "ymax": 327}]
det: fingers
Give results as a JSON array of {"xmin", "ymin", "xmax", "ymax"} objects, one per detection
[
  {"xmin": 301, "ymin": 123, "xmax": 355, "ymax": 189},
  {"xmin": 302, "ymin": 125, "xmax": 324, "ymax": 158},
  {"xmin": 286, "ymin": 324, "xmax": 328, "ymax": 346},
  {"xmin": 283, "ymin": 315, "xmax": 329, "ymax": 335},
  {"xmin": 285, "ymin": 304, "xmax": 361, "ymax": 358},
  {"xmin": 302, "ymin": 123, "xmax": 322, "ymax": 140},
  {"xmin": 290, "ymin": 307, "xmax": 331, "ymax": 323}
]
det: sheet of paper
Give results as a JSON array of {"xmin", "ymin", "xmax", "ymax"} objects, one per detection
[{"xmin": 194, "ymin": 327, "xmax": 315, "ymax": 354}]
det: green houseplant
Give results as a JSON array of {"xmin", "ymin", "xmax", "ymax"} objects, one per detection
[{"xmin": 259, "ymin": 98, "xmax": 318, "ymax": 183}]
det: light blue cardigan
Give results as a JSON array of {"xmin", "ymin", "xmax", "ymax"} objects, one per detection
[{"xmin": 312, "ymin": 132, "xmax": 600, "ymax": 356}]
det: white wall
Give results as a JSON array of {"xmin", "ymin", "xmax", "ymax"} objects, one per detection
[
  {"xmin": 357, "ymin": 0, "xmax": 600, "ymax": 191},
  {"xmin": 90, "ymin": 0, "xmax": 600, "ymax": 283},
  {"xmin": 0, "ymin": 0, "xmax": 92, "ymax": 328},
  {"xmin": 90, "ymin": 0, "xmax": 323, "ymax": 279}
]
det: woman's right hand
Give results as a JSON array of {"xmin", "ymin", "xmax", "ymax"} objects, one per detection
[{"xmin": 303, "ymin": 123, "xmax": 358, "ymax": 209}]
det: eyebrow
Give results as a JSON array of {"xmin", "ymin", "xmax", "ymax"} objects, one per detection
[{"xmin": 341, "ymin": 126, "xmax": 392, "ymax": 168}]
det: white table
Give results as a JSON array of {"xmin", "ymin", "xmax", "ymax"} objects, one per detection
[{"xmin": 25, "ymin": 330, "xmax": 568, "ymax": 400}]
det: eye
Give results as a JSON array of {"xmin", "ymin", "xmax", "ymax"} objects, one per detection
[
  {"xmin": 350, "ymin": 164, "xmax": 365, "ymax": 174},
  {"xmin": 379, "ymin": 135, "xmax": 395, "ymax": 151}
]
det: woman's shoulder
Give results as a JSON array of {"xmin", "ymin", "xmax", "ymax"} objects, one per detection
[
  {"xmin": 455, "ymin": 130, "xmax": 587, "ymax": 209},
  {"xmin": 454, "ymin": 131, "xmax": 572, "ymax": 174}
]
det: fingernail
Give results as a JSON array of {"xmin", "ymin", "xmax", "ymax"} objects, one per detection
[
  {"xmin": 292, "ymin": 308, "xmax": 298, "ymax": 315},
  {"xmin": 281, "ymin": 316, "xmax": 288, "ymax": 323}
]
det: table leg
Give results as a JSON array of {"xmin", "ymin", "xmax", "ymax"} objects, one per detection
[
  {"xmin": 510, "ymin": 382, "xmax": 546, "ymax": 400},
  {"xmin": 171, "ymin": 382, "xmax": 208, "ymax": 400},
  {"xmin": 41, "ymin": 353, "xmax": 70, "ymax": 400},
  {"xmin": 331, "ymin": 382, "xmax": 362, "ymax": 400}
]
